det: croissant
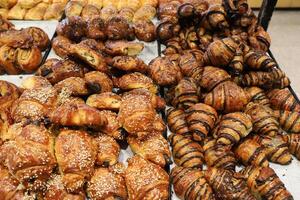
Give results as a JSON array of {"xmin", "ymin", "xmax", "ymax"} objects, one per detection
[
  {"xmin": 0, "ymin": 124, "xmax": 56, "ymax": 191},
  {"xmin": 112, "ymin": 56, "xmax": 148, "ymax": 73},
  {"xmin": 56, "ymin": 16, "xmax": 87, "ymax": 42},
  {"xmin": 274, "ymin": 110, "xmax": 300, "ymax": 133},
  {"xmin": 253, "ymin": 134, "xmax": 292, "ymax": 165},
  {"xmin": 171, "ymin": 77, "xmax": 200, "ymax": 109},
  {"xmin": 245, "ymin": 102, "xmax": 279, "ymax": 136},
  {"xmin": 86, "ymin": 92, "xmax": 121, "ymax": 111},
  {"xmin": 84, "ymin": 71, "xmax": 113, "ymax": 94},
  {"xmin": 171, "ymin": 166, "xmax": 215, "ymax": 200},
  {"xmin": 55, "ymin": 130, "xmax": 97, "ymax": 193},
  {"xmin": 118, "ymin": 7, "xmax": 134, "ymax": 22},
  {"xmin": 54, "ymin": 77, "xmax": 89, "ymax": 96},
  {"xmin": 16, "ymin": 47, "xmax": 42, "ymax": 73},
  {"xmin": 98, "ymin": 110, "xmax": 124, "ymax": 140},
  {"xmin": 283, "ymin": 133, "xmax": 300, "ymax": 160},
  {"xmin": 128, "ymin": 133, "xmax": 171, "ymax": 167},
  {"xmin": 235, "ymin": 138, "xmax": 269, "ymax": 167},
  {"xmin": 148, "ymin": 56, "xmax": 183, "ymax": 86},
  {"xmin": 205, "ymin": 167, "xmax": 256, "ymax": 200},
  {"xmin": 267, "ymin": 88, "xmax": 300, "ymax": 112},
  {"xmin": 113, "ymin": 72, "xmax": 158, "ymax": 94},
  {"xmin": 85, "ymin": 16, "xmax": 106, "ymax": 40},
  {"xmin": 43, "ymin": 3, "xmax": 65, "ymax": 20},
  {"xmin": 95, "ymin": 134, "xmax": 120, "ymax": 166},
  {"xmin": 102, "ymin": 0, "xmax": 118, "ymax": 8},
  {"xmin": 0, "ymin": 80, "xmax": 20, "ymax": 110},
  {"xmin": 52, "ymin": 36, "xmax": 72, "ymax": 58},
  {"xmin": 65, "ymin": 0, "xmax": 84, "ymax": 17},
  {"xmin": 244, "ymin": 49, "xmax": 277, "ymax": 71},
  {"xmin": 105, "ymin": 16, "xmax": 135, "ymax": 40},
  {"xmin": 87, "ymin": 167, "xmax": 128, "ymax": 200},
  {"xmin": 167, "ymin": 107, "xmax": 190, "ymax": 136},
  {"xmin": 133, "ymin": 20, "xmax": 156, "ymax": 42},
  {"xmin": 81, "ymin": 4, "xmax": 100, "ymax": 19},
  {"xmin": 87, "ymin": 0, "xmax": 103, "ymax": 8},
  {"xmin": 169, "ymin": 133, "xmax": 204, "ymax": 168},
  {"xmin": 245, "ymin": 86, "xmax": 270, "ymax": 107},
  {"xmin": 0, "ymin": 0, "xmax": 17, "ymax": 9},
  {"xmin": 203, "ymin": 138, "xmax": 237, "ymax": 171},
  {"xmin": 178, "ymin": 50, "xmax": 204, "ymax": 77},
  {"xmin": 200, "ymin": 66, "xmax": 231, "ymax": 92},
  {"xmin": 7, "ymin": 4, "xmax": 26, "ymax": 20},
  {"xmin": 204, "ymin": 81, "xmax": 249, "ymax": 113},
  {"xmin": 99, "ymin": 5, "xmax": 117, "ymax": 21},
  {"xmin": 104, "ymin": 40, "xmax": 144, "ymax": 56},
  {"xmin": 45, "ymin": 174, "xmax": 86, "ymax": 200},
  {"xmin": 23, "ymin": 27, "xmax": 50, "ymax": 51},
  {"xmin": 214, "ymin": 112, "xmax": 252, "ymax": 145},
  {"xmin": 186, "ymin": 103, "xmax": 218, "ymax": 142},
  {"xmin": 241, "ymin": 166, "xmax": 293, "ymax": 200},
  {"xmin": 50, "ymin": 102, "xmax": 107, "ymax": 129},
  {"xmin": 133, "ymin": 5, "xmax": 156, "ymax": 23},
  {"xmin": 125, "ymin": 155, "xmax": 169, "ymax": 200},
  {"xmin": 156, "ymin": 21, "xmax": 181, "ymax": 41},
  {"xmin": 158, "ymin": 1, "xmax": 180, "ymax": 22}
]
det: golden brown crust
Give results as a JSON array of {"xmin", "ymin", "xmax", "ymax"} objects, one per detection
[
  {"xmin": 23, "ymin": 27, "xmax": 50, "ymax": 51},
  {"xmin": 0, "ymin": 29, "xmax": 33, "ymax": 48},
  {"xmin": 104, "ymin": 40, "xmax": 144, "ymax": 56},
  {"xmin": 52, "ymin": 36, "xmax": 73, "ymax": 59},
  {"xmin": 105, "ymin": 16, "xmax": 135, "ymax": 40},
  {"xmin": 0, "ymin": 45, "xmax": 21, "ymax": 75},
  {"xmin": 55, "ymin": 130, "xmax": 97, "ymax": 193},
  {"xmin": 267, "ymin": 88, "xmax": 300, "ymax": 112},
  {"xmin": 125, "ymin": 155, "xmax": 169, "ymax": 200},
  {"xmin": 200, "ymin": 66, "xmax": 230, "ymax": 92},
  {"xmin": 84, "ymin": 71, "xmax": 113, "ymax": 94},
  {"xmin": 98, "ymin": 110, "xmax": 124, "ymax": 140},
  {"xmin": 54, "ymin": 77, "xmax": 89, "ymax": 96},
  {"xmin": 16, "ymin": 46, "xmax": 42, "ymax": 73},
  {"xmin": 276, "ymin": 110, "xmax": 300, "ymax": 133},
  {"xmin": 0, "ymin": 15, "xmax": 15, "ymax": 32},
  {"xmin": 133, "ymin": 5, "xmax": 156, "ymax": 23},
  {"xmin": 81, "ymin": 4, "xmax": 100, "ymax": 19},
  {"xmin": 0, "ymin": 80, "xmax": 20, "ymax": 110},
  {"xmin": 112, "ymin": 56, "xmax": 148, "ymax": 73},
  {"xmin": 283, "ymin": 133, "xmax": 300, "ymax": 160},
  {"xmin": 87, "ymin": 167, "xmax": 127, "ymax": 200},
  {"xmin": 100, "ymin": 5, "xmax": 117, "ymax": 21},
  {"xmin": 118, "ymin": 7, "xmax": 134, "ymax": 22},
  {"xmin": 56, "ymin": 16, "xmax": 87, "ymax": 42},
  {"xmin": 21, "ymin": 76, "xmax": 52, "ymax": 90},
  {"xmin": 65, "ymin": 1, "xmax": 84, "ymax": 17},
  {"xmin": 86, "ymin": 16, "xmax": 106, "ymax": 40},
  {"xmin": 86, "ymin": 92, "xmax": 122, "ymax": 111},
  {"xmin": 167, "ymin": 107, "xmax": 190, "ymax": 137},
  {"xmin": 133, "ymin": 20, "xmax": 156, "ymax": 42},
  {"xmin": 245, "ymin": 87, "xmax": 270, "ymax": 107},
  {"xmin": 44, "ymin": 3, "xmax": 65, "ymax": 20}
]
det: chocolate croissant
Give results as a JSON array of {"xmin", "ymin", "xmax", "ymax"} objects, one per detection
[
  {"xmin": 241, "ymin": 166, "xmax": 293, "ymax": 200},
  {"xmin": 235, "ymin": 138, "xmax": 269, "ymax": 167},
  {"xmin": 178, "ymin": 50, "xmax": 204, "ymax": 77},
  {"xmin": 87, "ymin": 167, "xmax": 128, "ymax": 200},
  {"xmin": 169, "ymin": 133, "xmax": 204, "ymax": 169},
  {"xmin": 205, "ymin": 167, "xmax": 256, "ymax": 200},
  {"xmin": 204, "ymin": 81, "xmax": 249, "ymax": 113},
  {"xmin": 84, "ymin": 71, "xmax": 113, "ymax": 94},
  {"xmin": 253, "ymin": 134, "xmax": 292, "ymax": 165},
  {"xmin": 105, "ymin": 16, "xmax": 135, "ymax": 40},
  {"xmin": 112, "ymin": 56, "xmax": 148, "ymax": 73},
  {"xmin": 167, "ymin": 107, "xmax": 190, "ymax": 137},
  {"xmin": 55, "ymin": 130, "xmax": 97, "ymax": 193},
  {"xmin": 283, "ymin": 133, "xmax": 300, "ymax": 160},
  {"xmin": 125, "ymin": 155, "xmax": 169, "ymax": 200},
  {"xmin": 213, "ymin": 112, "xmax": 252, "ymax": 145},
  {"xmin": 133, "ymin": 20, "xmax": 157, "ymax": 42},
  {"xmin": 267, "ymin": 88, "xmax": 300, "ymax": 112},
  {"xmin": 200, "ymin": 66, "xmax": 231, "ymax": 92},
  {"xmin": 0, "ymin": 80, "xmax": 20, "ymax": 110},
  {"xmin": 86, "ymin": 92, "xmax": 122, "ymax": 111},
  {"xmin": 244, "ymin": 49, "xmax": 277, "ymax": 71},
  {"xmin": 245, "ymin": 86, "xmax": 270, "ymax": 107},
  {"xmin": 95, "ymin": 134, "xmax": 120, "ymax": 167},
  {"xmin": 203, "ymin": 138, "xmax": 237, "ymax": 171},
  {"xmin": 186, "ymin": 103, "xmax": 218, "ymax": 142},
  {"xmin": 245, "ymin": 102, "xmax": 279, "ymax": 136},
  {"xmin": 104, "ymin": 40, "xmax": 144, "ymax": 56},
  {"xmin": 171, "ymin": 166, "xmax": 215, "ymax": 200},
  {"xmin": 128, "ymin": 133, "xmax": 171, "ymax": 167}
]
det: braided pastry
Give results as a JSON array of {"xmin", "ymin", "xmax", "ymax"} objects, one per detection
[
  {"xmin": 283, "ymin": 133, "xmax": 300, "ymax": 160},
  {"xmin": 167, "ymin": 107, "xmax": 190, "ymax": 137}
]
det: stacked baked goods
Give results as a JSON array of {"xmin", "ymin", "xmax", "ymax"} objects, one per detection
[
  {"xmin": 0, "ymin": 20, "xmax": 50, "ymax": 74},
  {"xmin": 0, "ymin": 0, "xmax": 68, "ymax": 20}
]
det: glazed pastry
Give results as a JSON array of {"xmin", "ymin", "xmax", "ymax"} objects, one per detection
[
  {"xmin": 113, "ymin": 72, "xmax": 158, "ymax": 93},
  {"xmin": 86, "ymin": 16, "xmax": 106, "ymax": 40},
  {"xmin": 55, "ymin": 130, "xmax": 97, "ymax": 193},
  {"xmin": 0, "ymin": 45, "xmax": 21, "ymax": 75},
  {"xmin": 158, "ymin": 1, "xmax": 180, "ymax": 22},
  {"xmin": 112, "ymin": 56, "xmax": 148, "ymax": 73},
  {"xmin": 23, "ymin": 27, "xmax": 50, "ymax": 51},
  {"xmin": 0, "ymin": 124, "xmax": 56, "ymax": 191},
  {"xmin": 213, "ymin": 112, "xmax": 252, "ymax": 145},
  {"xmin": 241, "ymin": 166, "xmax": 293, "ymax": 200},
  {"xmin": 51, "ymin": 102, "xmax": 107, "ymax": 129},
  {"xmin": 0, "ymin": 80, "xmax": 20, "ymax": 110},
  {"xmin": 86, "ymin": 92, "xmax": 121, "ymax": 111},
  {"xmin": 245, "ymin": 102, "xmax": 279, "ymax": 136},
  {"xmin": 52, "ymin": 36, "xmax": 72, "ymax": 58},
  {"xmin": 95, "ymin": 134, "xmax": 120, "ymax": 166},
  {"xmin": 81, "ymin": 4, "xmax": 100, "ymax": 19},
  {"xmin": 7, "ymin": 3, "xmax": 27, "ymax": 20},
  {"xmin": 37, "ymin": 58, "xmax": 84, "ymax": 84},
  {"xmin": 98, "ymin": 110, "xmax": 124, "ymax": 140},
  {"xmin": 125, "ymin": 155, "xmax": 169, "ymax": 200},
  {"xmin": 245, "ymin": 87, "xmax": 270, "ymax": 107},
  {"xmin": 105, "ymin": 16, "xmax": 135, "ymax": 40},
  {"xmin": 203, "ymin": 138, "xmax": 237, "ymax": 171},
  {"xmin": 56, "ymin": 16, "xmax": 87, "ymax": 42},
  {"xmin": 148, "ymin": 56, "xmax": 183, "ymax": 86},
  {"xmin": 44, "ymin": 3, "xmax": 65, "ymax": 20},
  {"xmin": 65, "ymin": 0, "xmax": 84, "ymax": 17},
  {"xmin": 171, "ymin": 166, "xmax": 215, "ymax": 200},
  {"xmin": 133, "ymin": 5, "xmax": 156, "ymax": 22},
  {"xmin": 24, "ymin": 2, "xmax": 48, "ymax": 20},
  {"xmin": 21, "ymin": 76, "xmax": 52, "ymax": 90},
  {"xmin": 84, "ymin": 71, "xmax": 113, "ymax": 94},
  {"xmin": 186, "ymin": 103, "xmax": 218, "ymax": 142},
  {"xmin": 204, "ymin": 81, "xmax": 249, "ymax": 113},
  {"xmin": 133, "ymin": 20, "xmax": 156, "ymax": 42},
  {"xmin": 267, "ymin": 88, "xmax": 300, "ymax": 112},
  {"xmin": 283, "ymin": 133, "xmax": 300, "ymax": 160},
  {"xmin": 54, "ymin": 77, "xmax": 89, "ymax": 96},
  {"xmin": 0, "ymin": 29, "xmax": 32, "ymax": 48},
  {"xmin": 253, "ymin": 134, "xmax": 292, "ymax": 165},
  {"xmin": 87, "ymin": 167, "xmax": 127, "ymax": 200},
  {"xmin": 235, "ymin": 138, "xmax": 269, "ymax": 167},
  {"xmin": 200, "ymin": 66, "xmax": 231, "ymax": 92},
  {"xmin": 171, "ymin": 77, "xmax": 199, "ymax": 109},
  {"xmin": 169, "ymin": 133, "xmax": 204, "ymax": 169},
  {"xmin": 100, "ymin": 5, "xmax": 117, "ymax": 21},
  {"xmin": 167, "ymin": 107, "xmax": 190, "ymax": 137},
  {"xmin": 205, "ymin": 167, "xmax": 256, "ymax": 200},
  {"xmin": 104, "ymin": 40, "xmax": 144, "ymax": 56},
  {"xmin": 128, "ymin": 133, "xmax": 171, "ymax": 167},
  {"xmin": 45, "ymin": 174, "xmax": 86, "ymax": 200},
  {"xmin": 16, "ymin": 47, "xmax": 42, "ymax": 73}
]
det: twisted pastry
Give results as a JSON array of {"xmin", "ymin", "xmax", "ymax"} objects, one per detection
[
  {"xmin": 283, "ymin": 133, "xmax": 300, "ymax": 160},
  {"xmin": 203, "ymin": 138, "xmax": 237, "ymax": 171},
  {"xmin": 95, "ymin": 134, "xmax": 120, "ymax": 167},
  {"xmin": 245, "ymin": 86, "xmax": 270, "ymax": 107},
  {"xmin": 171, "ymin": 166, "xmax": 215, "ymax": 200},
  {"xmin": 167, "ymin": 107, "xmax": 190, "ymax": 136},
  {"xmin": 186, "ymin": 103, "xmax": 218, "ymax": 142},
  {"xmin": 0, "ymin": 80, "xmax": 20, "ymax": 110},
  {"xmin": 205, "ymin": 167, "xmax": 256, "ymax": 200},
  {"xmin": 169, "ymin": 133, "xmax": 204, "ymax": 169},
  {"xmin": 245, "ymin": 102, "xmax": 279, "ymax": 136},
  {"xmin": 267, "ymin": 88, "xmax": 300, "ymax": 112},
  {"xmin": 213, "ymin": 112, "xmax": 252, "ymax": 145},
  {"xmin": 253, "ymin": 134, "xmax": 292, "ymax": 165},
  {"xmin": 200, "ymin": 66, "xmax": 231, "ymax": 92},
  {"xmin": 235, "ymin": 138, "xmax": 269, "ymax": 167},
  {"xmin": 241, "ymin": 166, "xmax": 293, "ymax": 200},
  {"xmin": 86, "ymin": 92, "xmax": 122, "ymax": 111}
]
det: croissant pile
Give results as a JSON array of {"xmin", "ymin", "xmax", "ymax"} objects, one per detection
[{"xmin": 0, "ymin": 0, "xmax": 68, "ymax": 20}]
